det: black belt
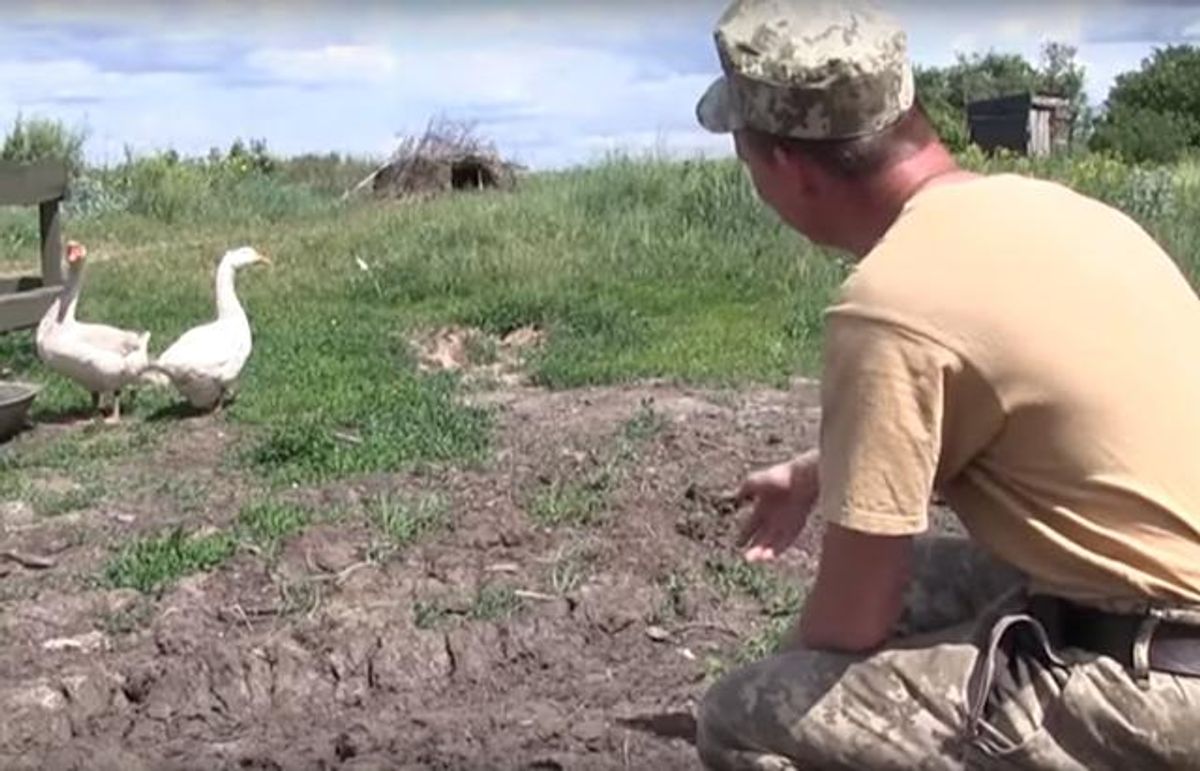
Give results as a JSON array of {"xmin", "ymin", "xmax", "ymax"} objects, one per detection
[{"xmin": 1027, "ymin": 595, "xmax": 1200, "ymax": 678}]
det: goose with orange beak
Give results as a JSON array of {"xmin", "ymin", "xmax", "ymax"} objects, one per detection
[{"xmin": 35, "ymin": 240, "xmax": 151, "ymax": 423}]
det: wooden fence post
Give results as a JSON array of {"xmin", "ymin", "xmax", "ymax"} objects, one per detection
[{"xmin": 0, "ymin": 160, "xmax": 69, "ymax": 333}]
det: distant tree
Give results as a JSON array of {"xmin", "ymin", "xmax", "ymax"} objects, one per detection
[
  {"xmin": 1089, "ymin": 45, "xmax": 1200, "ymax": 162},
  {"xmin": 914, "ymin": 65, "xmax": 968, "ymax": 151},
  {"xmin": 914, "ymin": 42, "xmax": 1087, "ymax": 151},
  {"xmin": 1038, "ymin": 41, "xmax": 1089, "ymax": 142},
  {"xmin": 1089, "ymin": 105, "xmax": 1194, "ymax": 164},
  {"xmin": 945, "ymin": 51, "xmax": 1040, "ymax": 107}
]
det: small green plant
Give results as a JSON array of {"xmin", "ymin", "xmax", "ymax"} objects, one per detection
[
  {"xmin": 656, "ymin": 570, "xmax": 690, "ymax": 622},
  {"xmin": 736, "ymin": 617, "xmax": 794, "ymax": 664},
  {"xmin": 412, "ymin": 583, "xmax": 525, "ymax": 629},
  {"xmin": 704, "ymin": 555, "xmax": 801, "ymax": 618},
  {"xmin": 704, "ymin": 556, "xmax": 778, "ymax": 602},
  {"xmin": 236, "ymin": 501, "xmax": 313, "ymax": 557},
  {"xmin": 469, "ymin": 583, "xmax": 524, "ymax": 621},
  {"xmin": 464, "ymin": 330, "xmax": 499, "ymax": 365},
  {"xmin": 527, "ymin": 478, "xmax": 607, "ymax": 527},
  {"xmin": 278, "ymin": 578, "xmax": 322, "ymax": 617},
  {"xmin": 550, "ymin": 544, "xmax": 595, "ymax": 595},
  {"xmin": 622, "ymin": 397, "xmax": 668, "ymax": 442},
  {"xmin": 98, "ymin": 597, "xmax": 156, "ymax": 636},
  {"xmin": 103, "ymin": 527, "xmax": 237, "ymax": 594},
  {"xmin": 369, "ymin": 492, "xmax": 449, "ymax": 547},
  {"xmin": 414, "ymin": 597, "xmax": 451, "ymax": 630},
  {"xmin": 30, "ymin": 482, "xmax": 104, "ymax": 517}
]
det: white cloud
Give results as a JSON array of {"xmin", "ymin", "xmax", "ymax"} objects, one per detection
[{"xmin": 246, "ymin": 45, "xmax": 398, "ymax": 86}]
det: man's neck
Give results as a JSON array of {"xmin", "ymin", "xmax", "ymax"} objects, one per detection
[{"xmin": 838, "ymin": 144, "xmax": 977, "ymax": 259}]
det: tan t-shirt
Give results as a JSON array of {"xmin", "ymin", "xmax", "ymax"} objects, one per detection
[{"xmin": 817, "ymin": 173, "xmax": 1200, "ymax": 605}]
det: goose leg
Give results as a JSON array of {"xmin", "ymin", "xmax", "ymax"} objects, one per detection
[{"xmin": 104, "ymin": 392, "xmax": 122, "ymax": 425}]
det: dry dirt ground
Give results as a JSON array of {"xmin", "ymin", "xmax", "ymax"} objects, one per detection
[{"xmin": 0, "ymin": 349, "xmax": 958, "ymax": 770}]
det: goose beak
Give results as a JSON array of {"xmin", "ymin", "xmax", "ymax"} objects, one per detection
[
  {"xmin": 65, "ymin": 241, "xmax": 87, "ymax": 263},
  {"xmin": 258, "ymin": 253, "xmax": 273, "ymax": 266}
]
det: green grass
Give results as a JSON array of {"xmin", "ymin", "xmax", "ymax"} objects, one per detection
[
  {"xmin": 236, "ymin": 500, "xmax": 314, "ymax": 557},
  {"xmin": 468, "ymin": 583, "xmax": 524, "ymax": 621},
  {"xmin": 368, "ymin": 491, "xmax": 449, "ymax": 547},
  {"xmin": 622, "ymin": 397, "xmax": 669, "ymax": 443},
  {"xmin": 527, "ymin": 477, "xmax": 608, "ymax": 527},
  {"xmin": 103, "ymin": 527, "xmax": 237, "ymax": 594},
  {"xmin": 100, "ymin": 499, "xmax": 321, "ymax": 593},
  {"xmin": 414, "ymin": 582, "xmax": 525, "ymax": 630},
  {"xmin": 704, "ymin": 555, "xmax": 802, "ymax": 619}
]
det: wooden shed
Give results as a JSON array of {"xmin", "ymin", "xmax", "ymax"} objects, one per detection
[
  {"xmin": 0, "ymin": 160, "xmax": 66, "ymax": 333},
  {"xmin": 966, "ymin": 93, "xmax": 1073, "ymax": 157}
]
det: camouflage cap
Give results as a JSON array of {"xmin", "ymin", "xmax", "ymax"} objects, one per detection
[{"xmin": 696, "ymin": 0, "xmax": 915, "ymax": 140}]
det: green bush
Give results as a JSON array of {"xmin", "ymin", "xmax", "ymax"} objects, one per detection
[
  {"xmin": 1089, "ymin": 105, "xmax": 1195, "ymax": 165},
  {"xmin": 0, "ymin": 114, "xmax": 87, "ymax": 178}
]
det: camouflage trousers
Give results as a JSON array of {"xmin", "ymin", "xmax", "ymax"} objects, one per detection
[{"xmin": 696, "ymin": 536, "xmax": 1200, "ymax": 770}]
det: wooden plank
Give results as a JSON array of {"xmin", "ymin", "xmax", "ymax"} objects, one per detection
[
  {"xmin": 0, "ymin": 275, "xmax": 44, "ymax": 294},
  {"xmin": 0, "ymin": 160, "xmax": 68, "ymax": 207},
  {"xmin": 39, "ymin": 199, "xmax": 63, "ymax": 286},
  {"xmin": 0, "ymin": 285, "xmax": 58, "ymax": 332}
]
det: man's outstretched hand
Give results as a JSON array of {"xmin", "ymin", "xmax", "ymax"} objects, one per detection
[{"xmin": 734, "ymin": 449, "xmax": 820, "ymax": 562}]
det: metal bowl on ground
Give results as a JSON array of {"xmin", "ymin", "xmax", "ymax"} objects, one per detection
[{"xmin": 0, "ymin": 382, "xmax": 39, "ymax": 442}]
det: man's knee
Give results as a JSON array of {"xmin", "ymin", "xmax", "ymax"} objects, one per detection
[
  {"xmin": 695, "ymin": 666, "xmax": 749, "ymax": 770},
  {"xmin": 695, "ymin": 661, "xmax": 801, "ymax": 770},
  {"xmin": 694, "ymin": 649, "xmax": 855, "ymax": 770}
]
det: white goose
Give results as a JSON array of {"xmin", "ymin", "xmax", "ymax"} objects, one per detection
[
  {"xmin": 36, "ymin": 240, "xmax": 151, "ymax": 423},
  {"xmin": 141, "ymin": 246, "xmax": 270, "ymax": 411}
]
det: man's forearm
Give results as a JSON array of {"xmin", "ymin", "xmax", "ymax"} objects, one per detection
[{"xmin": 784, "ymin": 524, "xmax": 913, "ymax": 653}]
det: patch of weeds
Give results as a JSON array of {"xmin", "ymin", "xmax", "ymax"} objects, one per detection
[
  {"xmin": 414, "ymin": 583, "xmax": 525, "ymax": 630},
  {"xmin": 463, "ymin": 330, "xmax": 499, "ymax": 365},
  {"xmin": 242, "ymin": 370, "xmax": 493, "ymax": 486},
  {"xmin": 27, "ymin": 424, "xmax": 158, "ymax": 471},
  {"xmin": 278, "ymin": 578, "xmax": 322, "ymax": 617},
  {"xmin": 527, "ymin": 477, "xmax": 607, "ymax": 527},
  {"xmin": 414, "ymin": 597, "xmax": 452, "ymax": 630},
  {"xmin": 654, "ymin": 569, "xmax": 691, "ymax": 622},
  {"xmin": 0, "ymin": 465, "xmax": 24, "ymax": 501},
  {"xmin": 702, "ymin": 654, "xmax": 730, "ymax": 682},
  {"xmin": 622, "ymin": 397, "xmax": 668, "ymax": 443},
  {"xmin": 368, "ymin": 491, "xmax": 449, "ymax": 548},
  {"xmin": 699, "ymin": 616, "xmax": 795, "ymax": 682},
  {"xmin": 735, "ymin": 616, "xmax": 794, "ymax": 664},
  {"xmin": 469, "ymin": 583, "xmax": 524, "ymax": 621},
  {"xmin": 236, "ymin": 500, "xmax": 313, "ymax": 557},
  {"xmin": 98, "ymin": 597, "xmax": 156, "ymax": 636},
  {"xmin": 27, "ymin": 481, "xmax": 105, "ymax": 517},
  {"xmin": 549, "ymin": 544, "xmax": 596, "ymax": 595},
  {"xmin": 103, "ymin": 527, "xmax": 237, "ymax": 594},
  {"xmin": 704, "ymin": 556, "xmax": 778, "ymax": 602},
  {"xmin": 153, "ymin": 477, "xmax": 209, "ymax": 514},
  {"xmin": 704, "ymin": 555, "xmax": 801, "ymax": 618}
]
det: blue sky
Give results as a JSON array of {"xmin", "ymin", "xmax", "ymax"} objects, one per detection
[{"xmin": 3, "ymin": 1, "xmax": 1199, "ymax": 170}]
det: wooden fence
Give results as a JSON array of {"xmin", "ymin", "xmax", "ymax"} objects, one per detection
[{"xmin": 0, "ymin": 159, "xmax": 67, "ymax": 333}]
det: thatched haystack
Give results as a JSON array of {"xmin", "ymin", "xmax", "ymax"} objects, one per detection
[{"xmin": 348, "ymin": 118, "xmax": 522, "ymax": 202}]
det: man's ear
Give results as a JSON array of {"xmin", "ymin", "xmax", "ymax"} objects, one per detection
[{"xmin": 774, "ymin": 144, "xmax": 822, "ymax": 198}]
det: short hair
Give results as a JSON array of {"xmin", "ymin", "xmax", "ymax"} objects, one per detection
[{"xmin": 742, "ymin": 100, "xmax": 941, "ymax": 180}]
